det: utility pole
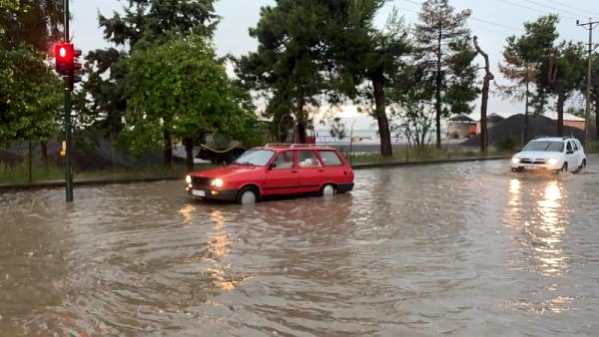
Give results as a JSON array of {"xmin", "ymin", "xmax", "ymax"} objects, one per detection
[
  {"xmin": 64, "ymin": 0, "xmax": 74, "ymax": 202},
  {"xmin": 577, "ymin": 18, "xmax": 599, "ymax": 147}
]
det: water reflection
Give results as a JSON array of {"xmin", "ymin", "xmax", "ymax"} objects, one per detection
[
  {"xmin": 178, "ymin": 203, "xmax": 195, "ymax": 224},
  {"xmin": 504, "ymin": 177, "xmax": 575, "ymax": 317},
  {"xmin": 506, "ymin": 178, "xmax": 570, "ymax": 277}
]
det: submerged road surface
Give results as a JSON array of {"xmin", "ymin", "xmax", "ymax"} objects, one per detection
[{"xmin": 1, "ymin": 156, "xmax": 599, "ymax": 336}]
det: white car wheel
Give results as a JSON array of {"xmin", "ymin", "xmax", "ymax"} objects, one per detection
[
  {"xmin": 238, "ymin": 189, "xmax": 257, "ymax": 205},
  {"xmin": 322, "ymin": 184, "xmax": 336, "ymax": 197}
]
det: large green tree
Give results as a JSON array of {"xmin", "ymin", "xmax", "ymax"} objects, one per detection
[
  {"xmin": 414, "ymin": 0, "xmax": 478, "ymax": 149},
  {"xmin": 124, "ymin": 36, "xmax": 257, "ymax": 169},
  {"xmin": 1, "ymin": 0, "xmax": 63, "ymax": 163},
  {"xmin": 542, "ymin": 41, "xmax": 586, "ymax": 136},
  {"xmin": 331, "ymin": 4, "xmax": 411, "ymax": 157},
  {"xmin": 84, "ymin": 0, "xmax": 219, "ymax": 136},
  {"xmin": 590, "ymin": 54, "xmax": 599, "ymax": 139},
  {"xmin": 237, "ymin": 0, "xmax": 337, "ymax": 144},
  {"xmin": 499, "ymin": 15, "xmax": 559, "ymax": 143}
]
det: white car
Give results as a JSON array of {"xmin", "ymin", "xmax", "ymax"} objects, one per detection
[{"xmin": 511, "ymin": 137, "xmax": 587, "ymax": 173}]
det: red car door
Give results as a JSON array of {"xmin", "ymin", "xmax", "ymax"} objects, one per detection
[
  {"xmin": 296, "ymin": 150, "xmax": 325, "ymax": 193},
  {"xmin": 263, "ymin": 150, "xmax": 300, "ymax": 196},
  {"xmin": 317, "ymin": 150, "xmax": 348, "ymax": 185}
]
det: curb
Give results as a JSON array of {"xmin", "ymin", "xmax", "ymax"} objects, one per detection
[
  {"xmin": 351, "ymin": 156, "xmax": 510, "ymax": 170},
  {"xmin": 0, "ymin": 156, "xmax": 510, "ymax": 192},
  {"xmin": 0, "ymin": 176, "xmax": 182, "ymax": 192}
]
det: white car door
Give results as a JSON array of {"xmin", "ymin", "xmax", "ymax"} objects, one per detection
[
  {"xmin": 574, "ymin": 140, "xmax": 585, "ymax": 167},
  {"xmin": 565, "ymin": 141, "xmax": 577, "ymax": 169}
]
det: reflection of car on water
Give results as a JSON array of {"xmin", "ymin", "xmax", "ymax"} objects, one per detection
[
  {"xmin": 511, "ymin": 137, "xmax": 587, "ymax": 173},
  {"xmin": 185, "ymin": 144, "xmax": 355, "ymax": 204}
]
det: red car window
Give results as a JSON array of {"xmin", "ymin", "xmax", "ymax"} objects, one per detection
[
  {"xmin": 273, "ymin": 151, "xmax": 294, "ymax": 169},
  {"xmin": 318, "ymin": 151, "xmax": 343, "ymax": 167},
  {"xmin": 297, "ymin": 151, "xmax": 321, "ymax": 168}
]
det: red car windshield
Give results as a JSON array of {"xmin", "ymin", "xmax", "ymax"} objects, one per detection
[{"xmin": 234, "ymin": 150, "xmax": 275, "ymax": 166}]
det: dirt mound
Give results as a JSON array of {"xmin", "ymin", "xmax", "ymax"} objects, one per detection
[{"xmin": 463, "ymin": 114, "xmax": 586, "ymax": 146}]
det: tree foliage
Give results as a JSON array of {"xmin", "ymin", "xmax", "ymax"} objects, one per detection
[
  {"xmin": 122, "ymin": 36, "xmax": 257, "ymax": 167},
  {"xmin": 414, "ymin": 0, "xmax": 478, "ymax": 148},
  {"xmin": 84, "ymin": 0, "xmax": 219, "ymax": 135},
  {"xmin": 237, "ymin": 0, "xmax": 338, "ymax": 144},
  {"xmin": 331, "ymin": 4, "xmax": 411, "ymax": 157},
  {"xmin": 0, "ymin": 1, "xmax": 63, "ymax": 147}
]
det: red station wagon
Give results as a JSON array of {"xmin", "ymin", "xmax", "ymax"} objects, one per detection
[{"xmin": 185, "ymin": 144, "xmax": 355, "ymax": 204}]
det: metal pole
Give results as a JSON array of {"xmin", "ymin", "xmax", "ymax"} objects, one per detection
[
  {"xmin": 578, "ymin": 18, "xmax": 599, "ymax": 147},
  {"xmin": 64, "ymin": 0, "xmax": 74, "ymax": 202}
]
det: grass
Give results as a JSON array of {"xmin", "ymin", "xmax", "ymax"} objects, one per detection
[
  {"xmin": 1, "ymin": 147, "xmax": 509, "ymax": 185},
  {"xmin": 586, "ymin": 141, "xmax": 599, "ymax": 154},
  {"xmin": 0, "ymin": 161, "xmax": 207, "ymax": 185},
  {"xmin": 346, "ymin": 146, "xmax": 510, "ymax": 166}
]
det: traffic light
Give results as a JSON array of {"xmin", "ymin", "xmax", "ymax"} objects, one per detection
[
  {"xmin": 69, "ymin": 47, "xmax": 82, "ymax": 90},
  {"xmin": 53, "ymin": 43, "xmax": 83, "ymax": 90},
  {"xmin": 54, "ymin": 43, "xmax": 72, "ymax": 75}
]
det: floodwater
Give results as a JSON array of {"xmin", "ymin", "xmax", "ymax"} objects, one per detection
[{"xmin": 1, "ymin": 156, "xmax": 599, "ymax": 337}]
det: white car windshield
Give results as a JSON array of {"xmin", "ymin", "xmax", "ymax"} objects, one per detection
[
  {"xmin": 234, "ymin": 150, "xmax": 275, "ymax": 166},
  {"xmin": 523, "ymin": 141, "xmax": 564, "ymax": 152}
]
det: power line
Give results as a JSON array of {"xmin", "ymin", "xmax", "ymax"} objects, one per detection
[
  {"xmin": 496, "ymin": 0, "xmax": 577, "ymax": 21},
  {"xmin": 521, "ymin": 0, "xmax": 585, "ymax": 19},
  {"xmin": 398, "ymin": 0, "xmax": 522, "ymax": 33},
  {"xmin": 544, "ymin": 0, "xmax": 599, "ymax": 18},
  {"xmin": 469, "ymin": 18, "xmax": 520, "ymax": 32}
]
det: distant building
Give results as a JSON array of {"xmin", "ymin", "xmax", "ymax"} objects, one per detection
[
  {"xmin": 543, "ymin": 111, "xmax": 586, "ymax": 130},
  {"xmin": 446, "ymin": 114, "xmax": 476, "ymax": 139},
  {"xmin": 475, "ymin": 113, "xmax": 505, "ymax": 134}
]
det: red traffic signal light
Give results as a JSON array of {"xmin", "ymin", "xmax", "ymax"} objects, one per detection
[
  {"xmin": 54, "ymin": 43, "xmax": 73, "ymax": 75},
  {"xmin": 54, "ymin": 43, "xmax": 83, "ymax": 90}
]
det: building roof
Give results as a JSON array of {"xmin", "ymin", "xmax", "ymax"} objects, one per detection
[
  {"xmin": 448, "ymin": 114, "xmax": 474, "ymax": 122},
  {"xmin": 543, "ymin": 111, "xmax": 586, "ymax": 122}
]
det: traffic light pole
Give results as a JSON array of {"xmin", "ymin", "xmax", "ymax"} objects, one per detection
[{"xmin": 64, "ymin": 0, "xmax": 74, "ymax": 202}]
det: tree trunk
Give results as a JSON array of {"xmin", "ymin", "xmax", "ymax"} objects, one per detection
[
  {"xmin": 296, "ymin": 123, "xmax": 307, "ymax": 144},
  {"xmin": 473, "ymin": 36, "xmax": 494, "ymax": 154},
  {"xmin": 556, "ymin": 92, "xmax": 565, "ymax": 137},
  {"xmin": 184, "ymin": 136, "xmax": 194, "ymax": 171},
  {"xmin": 40, "ymin": 141, "xmax": 48, "ymax": 169},
  {"xmin": 163, "ymin": 129, "xmax": 173, "ymax": 168},
  {"xmin": 435, "ymin": 28, "xmax": 443, "ymax": 150},
  {"xmin": 372, "ymin": 73, "xmax": 393, "ymax": 157},
  {"xmin": 295, "ymin": 96, "xmax": 308, "ymax": 144}
]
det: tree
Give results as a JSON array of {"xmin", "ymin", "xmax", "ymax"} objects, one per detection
[
  {"xmin": 543, "ymin": 42, "xmax": 585, "ymax": 136},
  {"xmin": 473, "ymin": 36, "xmax": 494, "ymax": 153},
  {"xmin": 586, "ymin": 54, "xmax": 599, "ymax": 139},
  {"xmin": 237, "ymin": 0, "xmax": 336, "ymax": 144},
  {"xmin": 123, "ymin": 35, "xmax": 257, "ymax": 170},
  {"xmin": 414, "ymin": 0, "xmax": 478, "ymax": 149},
  {"xmin": 388, "ymin": 64, "xmax": 434, "ymax": 148},
  {"xmin": 84, "ymin": 0, "xmax": 219, "ymax": 137},
  {"xmin": 499, "ymin": 15, "xmax": 559, "ymax": 143},
  {"xmin": 1, "ymin": 0, "xmax": 63, "ymax": 163},
  {"xmin": 331, "ymin": 4, "xmax": 411, "ymax": 157}
]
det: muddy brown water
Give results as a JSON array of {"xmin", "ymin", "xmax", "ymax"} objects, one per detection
[{"xmin": 1, "ymin": 157, "xmax": 599, "ymax": 336}]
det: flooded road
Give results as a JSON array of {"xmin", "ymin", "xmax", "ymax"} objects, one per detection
[{"xmin": 1, "ymin": 156, "xmax": 599, "ymax": 336}]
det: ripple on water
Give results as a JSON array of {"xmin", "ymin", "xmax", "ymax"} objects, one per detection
[{"xmin": 1, "ymin": 157, "xmax": 599, "ymax": 336}]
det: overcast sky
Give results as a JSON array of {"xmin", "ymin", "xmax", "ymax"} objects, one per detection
[{"xmin": 70, "ymin": 0, "xmax": 599, "ymax": 120}]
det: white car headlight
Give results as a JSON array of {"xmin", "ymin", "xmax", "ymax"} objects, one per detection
[
  {"xmin": 185, "ymin": 175, "xmax": 192, "ymax": 184},
  {"xmin": 511, "ymin": 157, "xmax": 520, "ymax": 165},
  {"xmin": 211, "ymin": 178, "xmax": 224, "ymax": 188},
  {"xmin": 547, "ymin": 158, "xmax": 558, "ymax": 166}
]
